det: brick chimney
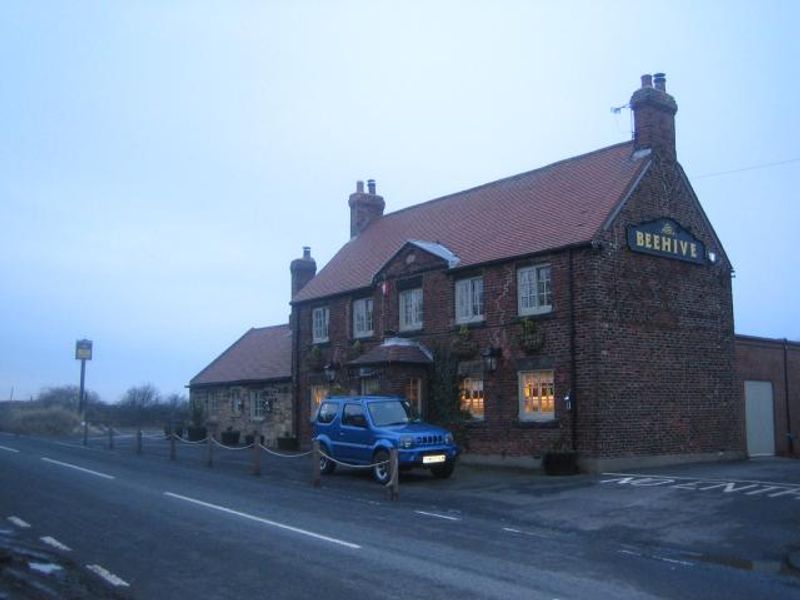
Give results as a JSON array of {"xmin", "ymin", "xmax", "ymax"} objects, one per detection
[
  {"xmin": 290, "ymin": 246, "xmax": 316, "ymax": 299},
  {"xmin": 630, "ymin": 72, "xmax": 679, "ymax": 162},
  {"xmin": 348, "ymin": 179, "xmax": 385, "ymax": 238}
]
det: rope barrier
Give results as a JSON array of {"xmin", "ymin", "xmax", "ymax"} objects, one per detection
[
  {"xmin": 211, "ymin": 437, "xmax": 254, "ymax": 451},
  {"xmin": 258, "ymin": 443, "xmax": 313, "ymax": 458},
  {"xmin": 172, "ymin": 433, "xmax": 209, "ymax": 445},
  {"xmin": 317, "ymin": 447, "xmax": 389, "ymax": 469}
]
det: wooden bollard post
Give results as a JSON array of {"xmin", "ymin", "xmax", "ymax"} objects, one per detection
[
  {"xmin": 387, "ymin": 447, "xmax": 399, "ymax": 501},
  {"xmin": 170, "ymin": 432, "xmax": 176, "ymax": 461},
  {"xmin": 136, "ymin": 430, "xmax": 143, "ymax": 455},
  {"xmin": 206, "ymin": 431, "xmax": 214, "ymax": 467},
  {"xmin": 312, "ymin": 439, "xmax": 321, "ymax": 488},
  {"xmin": 252, "ymin": 430, "xmax": 261, "ymax": 477},
  {"xmin": 108, "ymin": 426, "xmax": 114, "ymax": 450}
]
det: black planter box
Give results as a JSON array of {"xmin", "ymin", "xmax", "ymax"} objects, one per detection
[
  {"xmin": 542, "ymin": 451, "xmax": 579, "ymax": 476},
  {"xmin": 245, "ymin": 434, "xmax": 265, "ymax": 446},
  {"xmin": 277, "ymin": 436, "xmax": 298, "ymax": 451},
  {"xmin": 220, "ymin": 430, "xmax": 241, "ymax": 446},
  {"xmin": 186, "ymin": 426, "xmax": 207, "ymax": 441}
]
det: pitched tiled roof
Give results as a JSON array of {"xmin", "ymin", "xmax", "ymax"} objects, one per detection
[
  {"xmin": 348, "ymin": 338, "xmax": 434, "ymax": 367},
  {"xmin": 294, "ymin": 141, "xmax": 649, "ymax": 303},
  {"xmin": 190, "ymin": 325, "xmax": 292, "ymax": 386}
]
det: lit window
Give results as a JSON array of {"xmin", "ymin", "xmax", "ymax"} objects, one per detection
[
  {"xmin": 406, "ymin": 377, "xmax": 422, "ymax": 417},
  {"xmin": 455, "ymin": 277, "xmax": 484, "ymax": 324},
  {"xmin": 353, "ymin": 297, "xmax": 374, "ymax": 338},
  {"xmin": 312, "ymin": 307, "xmax": 329, "ymax": 343},
  {"xmin": 517, "ymin": 265, "xmax": 552, "ymax": 316},
  {"xmin": 518, "ymin": 371, "xmax": 555, "ymax": 421},
  {"xmin": 459, "ymin": 377, "xmax": 484, "ymax": 420},
  {"xmin": 399, "ymin": 288, "xmax": 423, "ymax": 331},
  {"xmin": 311, "ymin": 385, "xmax": 327, "ymax": 408}
]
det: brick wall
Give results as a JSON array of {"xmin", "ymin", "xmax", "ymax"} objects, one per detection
[{"xmin": 736, "ymin": 335, "xmax": 800, "ymax": 456}]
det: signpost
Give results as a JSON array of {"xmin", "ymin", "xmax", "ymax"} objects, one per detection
[{"xmin": 75, "ymin": 339, "xmax": 93, "ymax": 445}]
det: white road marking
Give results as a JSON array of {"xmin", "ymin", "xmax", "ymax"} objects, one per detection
[
  {"xmin": 164, "ymin": 492, "xmax": 361, "ymax": 549},
  {"xmin": 40, "ymin": 536, "xmax": 72, "ymax": 551},
  {"xmin": 86, "ymin": 564, "xmax": 130, "ymax": 587},
  {"xmin": 414, "ymin": 510, "xmax": 461, "ymax": 521},
  {"xmin": 502, "ymin": 527, "xmax": 523, "ymax": 533},
  {"xmin": 0, "ymin": 445, "xmax": 19, "ymax": 453},
  {"xmin": 603, "ymin": 472, "xmax": 800, "ymax": 489},
  {"xmin": 8, "ymin": 516, "xmax": 31, "ymax": 528},
  {"xmin": 41, "ymin": 457, "xmax": 115, "ymax": 480},
  {"xmin": 618, "ymin": 548, "xmax": 693, "ymax": 567}
]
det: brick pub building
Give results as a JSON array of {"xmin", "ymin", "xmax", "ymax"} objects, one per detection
[{"xmin": 290, "ymin": 74, "xmax": 746, "ymax": 472}]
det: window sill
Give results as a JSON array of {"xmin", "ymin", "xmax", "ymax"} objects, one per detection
[
  {"xmin": 453, "ymin": 319, "xmax": 485, "ymax": 330},
  {"xmin": 514, "ymin": 418, "xmax": 558, "ymax": 429},
  {"xmin": 516, "ymin": 310, "xmax": 553, "ymax": 321}
]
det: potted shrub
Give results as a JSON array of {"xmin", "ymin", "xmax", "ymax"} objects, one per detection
[
  {"xmin": 516, "ymin": 318, "xmax": 545, "ymax": 354},
  {"xmin": 220, "ymin": 426, "xmax": 241, "ymax": 446},
  {"xmin": 245, "ymin": 433, "xmax": 265, "ymax": 446},
  {"xmin": 451, "ymin": 325, "xmax": 478, "ymax": 359},
  {"xmin": 277, "ymin": 431, "xmax": 298, "ymax": 450}
]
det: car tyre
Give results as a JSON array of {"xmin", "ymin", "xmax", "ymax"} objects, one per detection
[
  {"xmin": 431, "ymin": 460, "xmax": 455, "ymax": 479},
  {"xmin": 373, "ymin": 449, "xmax": 392, "ymax": 485},
  {"xmin": 319, "ymin": 445, "xmax": 336, "ymax": 475}
]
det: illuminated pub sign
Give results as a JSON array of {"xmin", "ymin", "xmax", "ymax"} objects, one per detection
[{"xmin": 627, "ymin": 218, "xmax": 706, "ymax": 265}]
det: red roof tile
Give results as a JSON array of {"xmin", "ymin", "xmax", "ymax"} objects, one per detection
[
  {"xmin": 294, "ymin": 141, "xmax": 649, "ymax": 303},
  {"xmin": 190, "ymin": 325, "xmax": 291, "ymax": 386}
]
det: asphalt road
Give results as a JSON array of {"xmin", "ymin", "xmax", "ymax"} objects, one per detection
[{"xmin": 1, "ymin": 431, "xmax": 799, "ymax": 599}]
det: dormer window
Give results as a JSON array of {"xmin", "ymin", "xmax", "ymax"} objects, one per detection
[
  {"xmin": 399, "ymin": 288, "xmax": 423, "ymax": 332},
  {"xmin": 312, "ymin": 307, "xmax": 329, "ymax": 343},
  {"xmin": 353, "ymin": 297, "xmax": 374, "ymax": 338}
]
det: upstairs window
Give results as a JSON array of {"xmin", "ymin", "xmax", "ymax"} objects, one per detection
[
  {"xmin": 399, "ymin": 288, "xmax": 423, "ymax": 332},
  {"xmin": 455, "ymin": 276, "xmax": 484, "ymax": 324},
  {"xmin": 312, "ymin": 307, "xmax": 329, "ymax": 343},
  {"xmin": 353, "ymin": 297, "xmax": 374, "ymax": 338},
  {"xmin": 517, "ymin": 265, "xmax": 552, "ymax": 316}
]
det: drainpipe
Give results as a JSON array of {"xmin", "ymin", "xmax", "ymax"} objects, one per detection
[
  {"xmin": 784, "ymin": 339, "xmax": 794, "ymax": 455},
  {"xmin": 569, "ymin": 248, "xmax": 578, "ymax": 452}
]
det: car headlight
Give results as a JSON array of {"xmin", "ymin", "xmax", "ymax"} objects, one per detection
[
  {"xmin": 445, "ymin": 433, "xmax": 454, "ymax": 445},
  {"xmin": 399, "ymin": 436, "xmax": 414, "ymax": 449}
]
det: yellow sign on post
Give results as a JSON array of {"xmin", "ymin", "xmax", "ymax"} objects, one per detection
[{"xmin": 75, "ymin": 339, "xmax": 93, "ymax": 361}]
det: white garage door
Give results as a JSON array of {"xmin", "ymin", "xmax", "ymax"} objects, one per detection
[{"xmin": 745, "ymin": 380, "xmax": 775, "ymax": 457}]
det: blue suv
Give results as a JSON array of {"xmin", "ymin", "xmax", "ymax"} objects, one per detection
[{"xmin": 313, "ymin": 396, "xmax": 460, "ymax": 484}]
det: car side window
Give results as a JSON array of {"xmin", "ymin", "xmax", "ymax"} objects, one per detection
[
  {"xmin": 342, "ymin": 404, "xmax": 367, "ymax": 428},
  {"xmin": 317, "ymin": 401, "xmax": 338, "ymax": 424}
]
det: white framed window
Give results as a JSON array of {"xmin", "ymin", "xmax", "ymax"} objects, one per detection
[
  {"xmin": 230, "ymin": 389, "xmax": 244, "ymax": 416},
  {"xmin": 517, "ymin": 265, "xmax": 552, "ymax": 316},
  {"xmin": 251, "ymin": 390, "xmax": 271, "ymax": 420},
  {"xmin": 361, "ymin": 376, "xmax": 380, "ymax": 395},
  {"xmin": 399, "ymin": 288, "xmax": 423, "ymax": 331},
  {"xmin": 518, "ymin": 370, "xmax": 555, "ymax": 421},
  {"xmin": 459, "ymin": 377, "xmax": 484, "ymax": 420},
  {"xmin": 207, "ymin": 390, "xmax": 219, "ymax": 416},
  {"xmin": 353, "ymin": 297, "xmax": 374, "ymax": 338},
  {"xmin": 455, "ymin": 276, "xmax": 484, "ymax": 324},
  {"xmin": 312, "ymin": 307, "xmax": 329, "ymax": 343}
]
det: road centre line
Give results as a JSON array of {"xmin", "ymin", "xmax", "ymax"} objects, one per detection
[
  {"xmin": 0, "ymin": 445, "xmax": 19, "ymax": 453},
  {"xmin": 8, "ymin": 516, "xmax": 31, "ymax": 528},
  {"xmin": 602, "ymin": 472, "xmax": 800, "ymax": 489},
  {"xmin": 414, "ymin": 510, "xmax": 461, "ymax": 521},
  {"xmin": 40, "ymin": 536, "xmax": 72, "ymax": 551},
  {"xmin": 86, "ymin": 564, "xmax": 130, "ymax": 587},
  {"xmin": 164, "ymin": 492, "xmax": 361, "ymax": 550},
  {"xmin": 41, "ymin": 457, "xmax": 115, "ymax": 480}
]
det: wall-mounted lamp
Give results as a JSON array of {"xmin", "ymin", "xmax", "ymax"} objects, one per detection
[
  {"xmin": 323, "ymin": 362, "xmax": 339, "ymax": 383},
  {"xmin": 481, "ymin": 346, "xmax": 502, "ymax": 373}
]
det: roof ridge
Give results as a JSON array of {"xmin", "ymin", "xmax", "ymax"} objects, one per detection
[{"xmin": 382, "ymin": 140, "xmax": 635, "ymax": 220}]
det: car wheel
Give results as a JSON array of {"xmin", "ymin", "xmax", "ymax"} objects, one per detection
[
  {"xmin": 373, "ymin": 449, "xmax": 391, "ymax": 484},
  {"xmin": 319, "ymin": 445, "xmax": 336, "ymax": 475},
  {"xmin": 431, "ymin": 460, "xmax": 455, "ymax": 479}
]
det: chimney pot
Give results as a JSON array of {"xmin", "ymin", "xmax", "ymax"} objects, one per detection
[
  {"xmin": 367, "ymin": 179, "xmax": 376, "ymax": 194},
  {"xmin": 641, "ymin": 74, "xmax": 653, "ymax": 88},
  {"xmin": 356, "ymin": 180, "xmax": 364, "ymax": 193},
  {"xmin": 653, "ymin": 72, "xmax": 666, "ymax": 91},
  {"xmin": 303, "ymin": 246, "xmax": 311, "ymax": 259}
]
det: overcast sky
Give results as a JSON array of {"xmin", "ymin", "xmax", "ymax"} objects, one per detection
[{"xmin": 2, "ymin": 1, "xmax": 798, "ymax": 403}]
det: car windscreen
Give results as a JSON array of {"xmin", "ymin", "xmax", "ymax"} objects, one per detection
[{"xmin": 367, "ymin": 400, "xmax": 413, "ymax": 427}]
